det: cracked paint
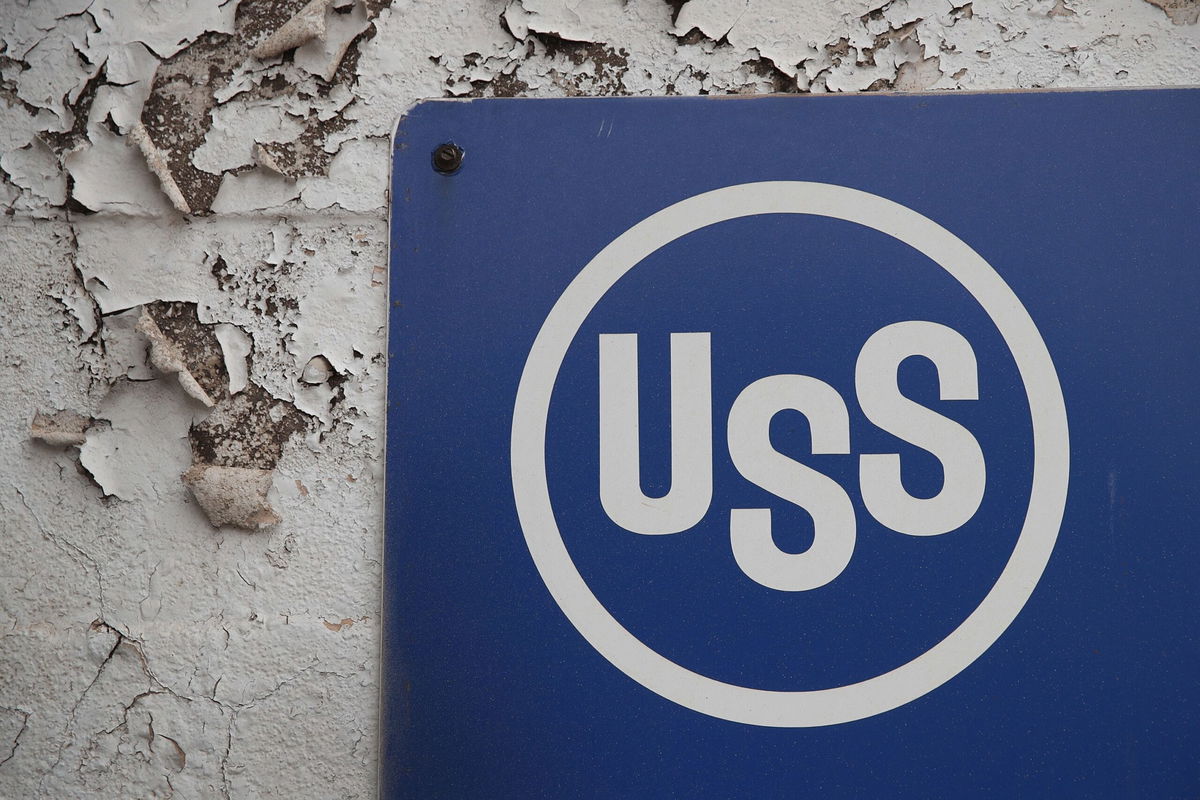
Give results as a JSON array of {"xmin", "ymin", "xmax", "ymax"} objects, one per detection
[{"xmin": 1, "ymin": 0, "xmax": 1198, "ymax": 795}]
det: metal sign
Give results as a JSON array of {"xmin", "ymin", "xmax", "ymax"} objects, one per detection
[{"xmin": 383, "ymin": 89, "xmax": 1199, "ymax": 798}]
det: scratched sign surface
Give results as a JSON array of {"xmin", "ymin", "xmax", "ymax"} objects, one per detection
[{"xmin": 383, "ymin": 90, "xmax": 1200, "ymax": 799}]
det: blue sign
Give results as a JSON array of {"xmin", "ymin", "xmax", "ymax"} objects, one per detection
[{"xmin": 384, "ymin": 90, "xmax": 1200, "ymax": 798}]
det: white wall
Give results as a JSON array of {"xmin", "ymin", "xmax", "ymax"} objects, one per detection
[{"xmin": 1, "ymin": 0, "xmax": 1196, "ymax": 796}]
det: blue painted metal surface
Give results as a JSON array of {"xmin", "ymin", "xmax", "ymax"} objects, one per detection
[{"xmin": 383, "ymin": 90, "xmax": 1200, "ymax": 798}]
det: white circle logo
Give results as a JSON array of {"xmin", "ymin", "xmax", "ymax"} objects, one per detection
[{"xmin": 511, "ymin": 182, "xmax": 1070, "ymax": 727}]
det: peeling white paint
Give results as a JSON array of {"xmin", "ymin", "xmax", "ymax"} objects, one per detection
[
  {"xmin": 7, "ymin": 13, "xmax": 98, "ymax": 129},
  {"xmin": 0, "ymin": 139, "xmax": 66, "ymax": 210},
  {"xmin": 75, "ymin": 218, "xmax": 217, "ymax": 313},
  {"xmin": 211, "ymin": 167, "xmax": 304, "ymax": 214},
  {"xmin": 298, "ymin": 136, "xmax": 389, "ymax": 212},
  {"xmin": 100, "ymin": 308, "xmax": 156, "ymax": 382},
  {"xmin": 193, "ymin": 101, "xmax": 306, "ymax": 176},
  {"xmin": 64, "ymin": 126, "xmax": 177, "ymax": 215},
  {"xmin": 1, "ymin": 0, "xmax": 1198, "ymax": 795},
  {"xmin": 89, "ymin": 42, "xmax": 161, "ymax": 134},
  {"xmin": 287, "ymin": 259, "xmax": 382, "ymax": 378},
  {"xmin": 215, "ymin": 324, "xmax": 253, "ymax": 396},
  {"xmin": 86, "ymin": 0, "xmax": 239, "ymax": 60},
  {"xmin": 294, "ymin": 0, "xmax": 373, "ymax": 81},
  {"xmin": 503, "ymin": 0, "xmax": 613, "ymax": 42},
  {"xmin": 78, "ymin": 379, "xmax": 201, "ymax": 502}
]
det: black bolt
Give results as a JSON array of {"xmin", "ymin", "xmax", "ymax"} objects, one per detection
[{"xmin": 432, "ymin": 143, "xmax": 464, "ymax": 174}]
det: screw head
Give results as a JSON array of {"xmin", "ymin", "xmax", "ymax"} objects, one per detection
[{"xmin": 432, "ymin": 143, "xmax": 464, "ymax": 174}]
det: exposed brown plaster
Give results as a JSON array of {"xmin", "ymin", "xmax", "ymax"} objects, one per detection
[{"xmin": 188, "ymin": 384, "xmax": 308, "ymax": 471}]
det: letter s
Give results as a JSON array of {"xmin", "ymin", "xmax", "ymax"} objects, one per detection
[
  {"xmin": 727, "ymin": 375, "xmax": 856, "ymax": 592},
  {"xmin": 856, "ymin": 321, "xmax": 985, "ymax": 537}
]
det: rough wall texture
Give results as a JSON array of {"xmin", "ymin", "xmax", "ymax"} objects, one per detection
[{"xmin": 0, "ymin": 0, "xmax": 1196, "ymax": 796}]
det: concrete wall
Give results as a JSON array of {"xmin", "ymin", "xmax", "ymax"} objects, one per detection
[{"xmin": 1, "ymin": 0, "xmax": 1196, "ymax": 796}]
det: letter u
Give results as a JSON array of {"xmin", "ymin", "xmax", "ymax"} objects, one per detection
[{"xmin": 599, "ymin": 332, "xmax": 713, "ymax": 534}]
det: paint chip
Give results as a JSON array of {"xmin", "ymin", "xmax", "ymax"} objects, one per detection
[
  {"xmin": 30, "ymin": 409, "xmax": 93, "ymax": 447},
  {"xmin": 251, "ymin": 0, "xmax": 331, "ymax": 60},
  {"xmin": 1142, "ymin": 0, "xmax": 1200, "ymax": 24},
  {"xmin": 129, "ymin": 122, "xmax": 191, "ymax": 214},
  {"xmin": 253, "ymin": 143, "xmax": 292, "ymax": 177},
  {"xmin": 136, "ymin": 308, "xmax": 217, "ymax": 407},
  {"xmin": 300, "ymin": 355, "xmax": 334, "ymax": 385},
  {"xmin": 182, "ymin": 464, "xmax": 281, "ymax": 530}
]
